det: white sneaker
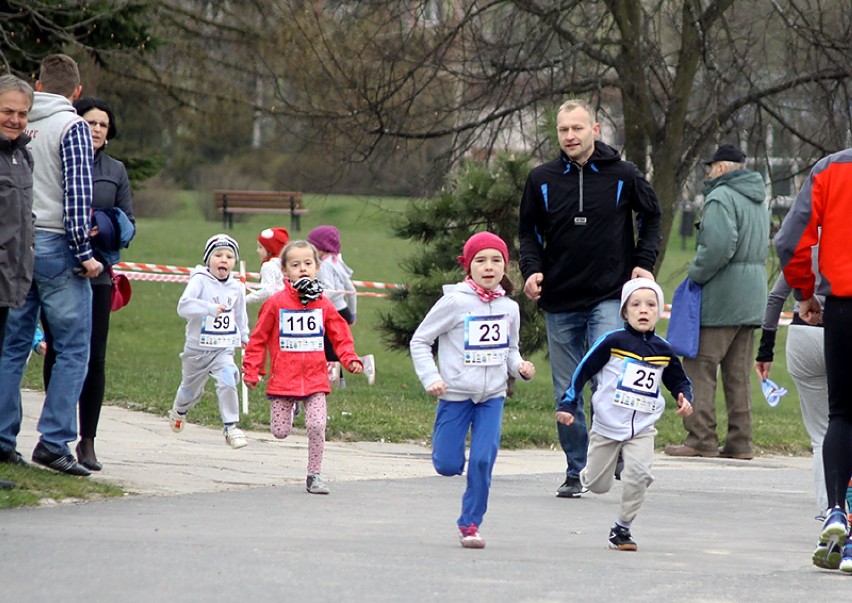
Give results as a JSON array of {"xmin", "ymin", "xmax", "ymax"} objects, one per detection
[
  {"xmin": 306, "ymin": 473, "xmax": 330, "ymax": 494},
  {"xmin": 224, "ymin": 426, "xmax": 247, "ymax": 449},
  {"xmin": 169, "ymin": 409, "xmax": 185, "ymax": 433},
  {"xmin": 362, "ymin": 354, "xmax": 376, "ymax": 385},
  {"xmin": 327, "ymin": 362, "xmax": 341, "ymax": 387}
]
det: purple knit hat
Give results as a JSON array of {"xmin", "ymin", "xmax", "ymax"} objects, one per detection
[{"xmin": 307, "ymin": 225, "xmax": 341, "ymax": 254}]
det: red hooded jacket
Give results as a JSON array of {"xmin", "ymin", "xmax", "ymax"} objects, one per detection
[{"xmin": 243, "ymin": 282, "xmax": 360, "ymax": 397}]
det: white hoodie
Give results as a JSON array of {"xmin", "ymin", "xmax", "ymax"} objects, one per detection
[
  {"xmin": 410, "ymin": 282, "xmax": 525, "ymax": 403},
  {"xmin": 178, "ymin": 265, "xmax": 249, "ymax": 349}
]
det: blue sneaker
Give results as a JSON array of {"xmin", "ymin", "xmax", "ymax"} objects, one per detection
[
  {"xmin": 840, "ymin": 538, "xmax": 852, "ymax": 574},
  {"xmin": 813, "ymin": 539, "xmax": 843, "ymax": 570},
  {"xmin": 812, "ymin": 506, "xmax": 848, "ymax": 570},
  {"xmin": 820, "ymin": 506, "xmax": 849, "ymax": 545}
]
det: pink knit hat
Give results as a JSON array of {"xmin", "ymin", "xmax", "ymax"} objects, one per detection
[
  {"xmin": 457, "ymin": 231, "xmax": 509, "ymax": 272},
  {"xmin": 307, "ymin": 225, "xmax": 341, "ymax": 254},
  {"xmin": 258, "ymin": 227, "xmax": 290, "ymax": 258}
]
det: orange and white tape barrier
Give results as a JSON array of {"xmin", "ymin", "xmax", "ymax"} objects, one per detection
[{"xmin": 114, "ymin": 262, "xmax": 404, "ymax": 298}]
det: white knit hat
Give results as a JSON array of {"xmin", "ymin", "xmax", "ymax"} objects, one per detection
[
  {"xmin": 203, "ymin": 233, "xmax": 239, "ymax": 265},
  {"xmin": 620, "ymin": 277, "xmax": 664, "ymax": 319}
]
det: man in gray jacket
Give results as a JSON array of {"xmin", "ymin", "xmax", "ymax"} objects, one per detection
[
  {"xmin": 0, "ymin": 74, "xmax": 34, "ymax": 362},
  {"xmin": 665, "ymin": 144, "xmax": 769, "ymax": 460},
  {"xmin": 0, "ymin": 55, "xmax": 101, "ymax": 475}
]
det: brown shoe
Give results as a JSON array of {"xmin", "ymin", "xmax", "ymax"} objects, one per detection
[
  {"xmin": 664, "ymin": 444, "xmax": 719, "ymax": 458},
  {"xmin": 718, "ymin": 448, "xmax": 753, "ymax": 460}
]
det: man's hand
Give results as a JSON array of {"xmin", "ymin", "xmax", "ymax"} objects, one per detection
[
  {"xmin": 555, "ymin": 410, "xmax": 575, "ymax": 426},
  {"xmin": 523, "ymin": 273, "xmax": 543, "ymax": 301},
  {"xmin": 799, "ymin": 296, "xmax": 823, "ymax": 325},
  {"xmin": 631, "ymin": 267, "xmax": 655, "ymax": 280},
  {"xmin": 77, "ymin": 258, "xmax": 103, "ymax": 279},
  {"xmin": 754, "ymin": 361, "xmax": 772, "ymax": 381}
]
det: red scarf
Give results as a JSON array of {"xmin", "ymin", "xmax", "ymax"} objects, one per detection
[{"xmin": 465, "ymin": 276, "xmax": 506, "ymax": 303}]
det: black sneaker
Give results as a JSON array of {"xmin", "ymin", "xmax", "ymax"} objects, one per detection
[
  {"xmin": 609, "ymin": 524, "xmax": 638, "ymax": 551},
  {"xmin": 0, "ymin": 446, "xmax": 28, "ymax": 466},
  {"xmin": 556, "ymin": 476, "xmax": 586, "ymax": 498},
  {"xmin": 31, "ymin": 442, "xmax": 91, "ymax": 477}
]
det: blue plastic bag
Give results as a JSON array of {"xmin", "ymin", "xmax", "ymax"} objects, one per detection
[
  {"xmin": 761, "ymin": 378, "xmax": 788, "ymax": 408},
  {"xmin": 667, "ymin": 277, "xmax": 702, "ymax": 358}
]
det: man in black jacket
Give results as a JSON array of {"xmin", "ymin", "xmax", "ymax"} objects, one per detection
[{"xmin": 519, "ymin": 99, "xmax": 662, "ymax": 498}]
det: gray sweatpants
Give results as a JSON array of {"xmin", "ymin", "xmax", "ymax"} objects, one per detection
[
  {"xmin": 786, "ymin": 324, "xmax": 829, "ymax": 514},
  {"xmin": 173, "ymin": 346, "xmax": 240, "ymax": 425},
  {"xmin": 580, "ymin": 428, "xmax": 656, "ymax": 526}
]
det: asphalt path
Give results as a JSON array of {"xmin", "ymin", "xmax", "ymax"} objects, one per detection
[{"xmin": 1, "ymin": 390, "xmax": 849, "ymax": 601}]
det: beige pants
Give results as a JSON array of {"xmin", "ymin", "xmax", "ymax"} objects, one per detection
[
  {"xmin": 580, "ymin": 428, "xmax": 656, "ymax": 525},
  {"xmin": 681, "ymin": 326, "xmax": 755, "ymax": 455}
]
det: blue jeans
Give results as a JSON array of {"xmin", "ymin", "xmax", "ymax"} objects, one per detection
[
  {"xmin": 432, "ymin": 397, "xmax": 504, "ymax": 528},
  {"xmin": 545, "ymin": 300, "xmax": 622, "ymax": 478},
  {"xmin": 0, "ymin": 231, "xmax": 92, "ymax": 456}
]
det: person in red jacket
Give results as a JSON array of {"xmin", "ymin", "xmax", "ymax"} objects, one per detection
[{"xmin": 243, "ymin": 240, "xmax": 363, "ymax": 495}]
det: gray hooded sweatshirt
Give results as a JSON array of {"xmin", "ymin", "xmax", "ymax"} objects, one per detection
[{"xmin": 410, "ymin": 282, "xmax": 525, "ymax": 403}]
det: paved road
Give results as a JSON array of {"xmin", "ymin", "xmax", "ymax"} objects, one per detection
[{"xmin": 1, "ymin": 391, "xmax": 848, "ymax": 601}]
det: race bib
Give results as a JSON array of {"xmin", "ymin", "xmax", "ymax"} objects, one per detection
[
  {"xmin": 464, "ymin": 315, "xmax": 509, "ymax": 366},
  {"xmin": 279, "ymin": 308, "xmax": 324, "ymax": 352},
  {"xmin": 199, "ymin": 310, "xmax": 240, "ymax": 348},
  {"xmin": 612, "ymin": 359, "xmax": 663, "ymax": 413}
]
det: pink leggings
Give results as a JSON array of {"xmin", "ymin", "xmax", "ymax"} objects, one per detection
[{"xmin": 269, "ymin": 393, "xmax": 327, "ymax": 475}]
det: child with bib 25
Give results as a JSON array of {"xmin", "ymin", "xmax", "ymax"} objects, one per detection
[{"xmin": 557, "ymin": 278, "xmax": 693, "ymax": 551}]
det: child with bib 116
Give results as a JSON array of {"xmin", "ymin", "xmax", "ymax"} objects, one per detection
[
  {"xmin": 242, "ymin": 240, "xmax": 363, "ymax": 495},
  {"xmin": 410, "ymin": 232, "xmax": 535, "ymax": 549},
  {"xmin": 168, "ymin": 234, "xmax": 250, "ymax": 449},
  {"xmin": 557, "ymin": 277, "xmax": 693, "ymax": 551}
]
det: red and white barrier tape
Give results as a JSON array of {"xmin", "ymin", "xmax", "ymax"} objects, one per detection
[
  {"xmin": 115, "ymin": 268, "xmax": 393, "ymax": 298},
  {"xmin": 115, "ymin": 261, "xmax": 404, "ymax": 292}
]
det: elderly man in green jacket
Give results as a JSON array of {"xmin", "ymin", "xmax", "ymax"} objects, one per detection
[{"xmin": 665, "ymin": 144, "xmax": 769, "ymax": 460}]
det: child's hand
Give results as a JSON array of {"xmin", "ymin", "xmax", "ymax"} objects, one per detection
[
  {"xmin": 675, "ymin": 393, "xmax": 693, "ymax": 417},
  {"xmin": 35, "ymin": 341, "xmax": 47, "ymax": 356},
  {"xmin": 555, "ymin": 410, "xmax": 575, "ymax": 426},
  {"xmin": 215, "ymin": 304, "xmax": 227, "ymax": 315},
  {"xmin": 519, "ymin": 360, "xmax": 535, "ymax": 380},
  {"xmin": 426, "ymin": 380, "xmax": 446, "ymax": 397},
  {"xmin": 244, "ymin": 379, "xmax": 258, "ymax": 391},
  {"xmin": 348, "ymin": 360, "xmax": 363, "ymax": 374}
]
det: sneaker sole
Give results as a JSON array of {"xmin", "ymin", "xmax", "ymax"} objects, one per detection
[
  {"xmin": 840, "ymin": 558, "xmax": 852, "ymax": 573},
  {"xmin": 227, "ymin": 439, "xmax": 247, "ymax": 449},
  {"xmin": 556, "ymin": 491, "xmax": 582, "ymax": 498},
  {"xmin": 609, "ymin": 543, "xmax": 638, "ymax": 551},
  {"xmin": 460, "ymin": 539, "xmax": 486, "ymax": 549},
  {"xmin": 813, "ymin": 538, "xmax": 842, "ymax": 570},
  {"xmin": 820, "ymin": 523, "xmax": 848, "ymax": 545}
]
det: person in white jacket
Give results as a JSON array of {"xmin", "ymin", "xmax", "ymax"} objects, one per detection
[
  {"xmin": 168, "ymin": 234, "xmax": 250, "ymax": 449},
  {"xmin": 245, "ymin": 226, "xmax": 288, "ymax": 306},
  {"xmin": 410, "ymin": 232, "xmax": 535, "ymax": 549}
]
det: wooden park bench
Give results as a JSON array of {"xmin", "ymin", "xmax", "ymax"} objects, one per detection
[{"xmin": 213, "ymin": 190, "xmax": 308, "ymax": 231}]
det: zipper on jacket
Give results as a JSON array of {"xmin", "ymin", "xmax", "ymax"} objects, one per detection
[{"xmin": 578, "ymin": 164, "xmax": 584, "ymax": 213}]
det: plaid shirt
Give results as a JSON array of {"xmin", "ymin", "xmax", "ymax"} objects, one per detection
[{"xmin": 59, "ymin": 120, "xmax": 94, "ymax": 263}]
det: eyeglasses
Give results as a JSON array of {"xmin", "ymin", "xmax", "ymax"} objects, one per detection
[{"xmin": 86, "ymin": 120, "xmax": 110, "ymax": 130}]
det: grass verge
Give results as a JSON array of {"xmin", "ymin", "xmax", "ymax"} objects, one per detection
[{"xmin": 6, "ymin": 192, "xmax": 810, "ymax": 508}]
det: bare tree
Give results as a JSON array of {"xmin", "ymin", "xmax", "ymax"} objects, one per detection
[{"xmin": 117, "ymin": 1, "xmax": 852, "ymax": 255}]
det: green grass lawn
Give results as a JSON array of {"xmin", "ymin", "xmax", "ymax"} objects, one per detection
[{"xmin": 18, "ymin": 193, "xmax": 810, "ymax": 455}]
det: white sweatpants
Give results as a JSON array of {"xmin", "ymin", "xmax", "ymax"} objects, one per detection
[
  {"xmin": 580, "ymin": 428, "xmax": 656, "ymax": 526},
  {"xmin": 786, "ymin": 324, "xmax": 829, "ymax": 514},
  {"xmin": 173, "ymin": 346, "xmax": 240, "ymax": 425}
]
